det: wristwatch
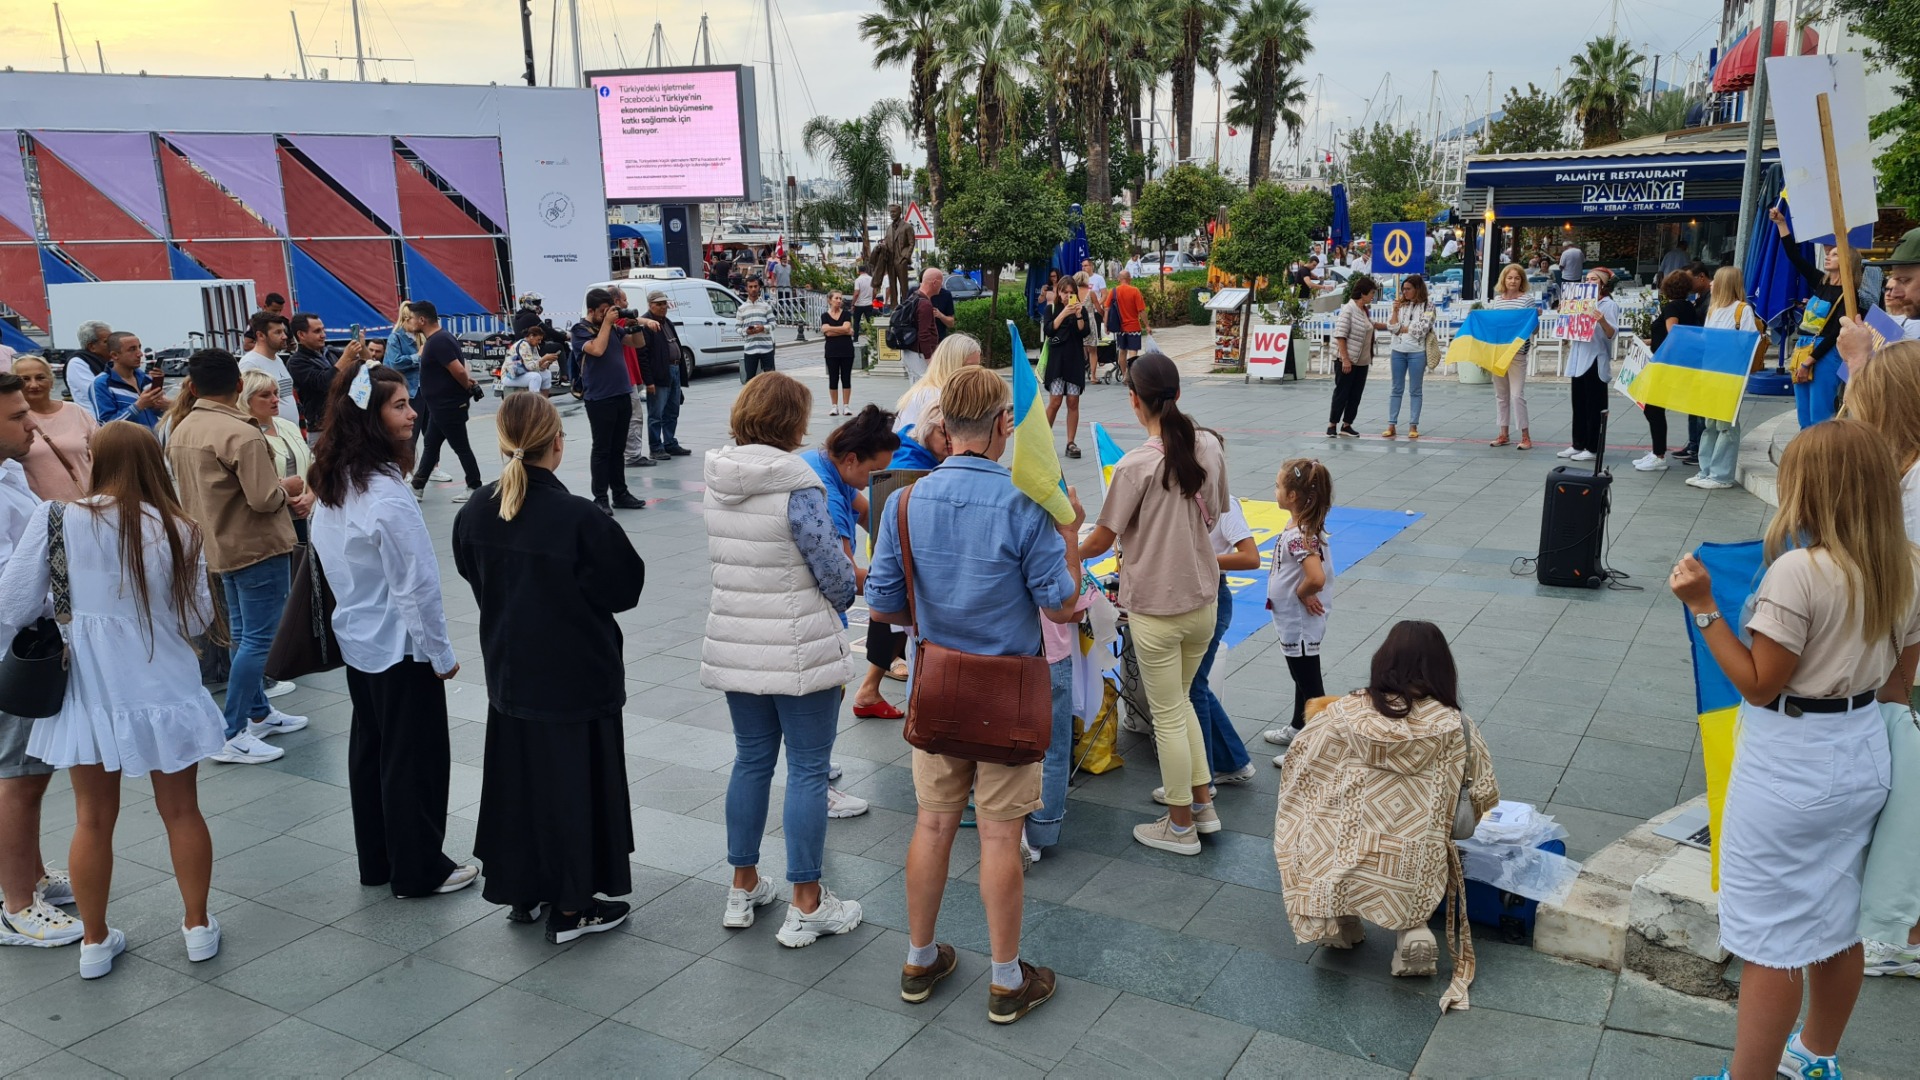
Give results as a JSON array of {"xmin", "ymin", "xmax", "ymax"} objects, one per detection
[{"xmin": 1692, "ymin": 610, "xmax": 1723, "ymax": 630}]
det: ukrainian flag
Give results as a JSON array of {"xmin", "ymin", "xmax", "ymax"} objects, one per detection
[
  {"xmin": 1091, "ymin": 422, "xmax": 1125, "ymax": 497},
  {"xmin": 1008, "ymin": 322, "xmax": 1074, "ymax": 524},
  {"xmin": 1685, "ymin": 539, "xmax": 1766, "ymax": 890},
  {"xmin": 1443, "ymin": 307, "xmax": 1539, "ymax": 376},
  {"xmin": 1628, "ymin": 324, "xmax": 1761, "ymax": 424}
]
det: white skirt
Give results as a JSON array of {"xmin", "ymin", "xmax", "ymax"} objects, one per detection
[{"xmin": 1718, "ymin": 698, "xmax": 1891, "ymax": 968}]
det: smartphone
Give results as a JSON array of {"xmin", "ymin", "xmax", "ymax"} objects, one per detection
[{"xmin": 350, "ymin": 322, "xmax": 363, "ymax": 341}]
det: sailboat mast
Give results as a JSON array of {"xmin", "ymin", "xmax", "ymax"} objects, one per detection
[{"xmin": 765, "ymin": 0, "xmax": 790, "ymax": 239}]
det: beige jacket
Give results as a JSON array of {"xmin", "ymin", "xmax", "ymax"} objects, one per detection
[{"xmin": 165, "ymin": 399, "xmax": 295, "ymax": 573}]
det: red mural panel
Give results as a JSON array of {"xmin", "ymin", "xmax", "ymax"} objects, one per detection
[
  {"xmin": 178, "ymin": 240, "xmax": 289, "ymax": 305},
  {"xmin": 411, "ymin": 238, "xmax": 503, "ymax": 313},
  {"xmin": 280, "ymin": 149, "xmax": 397, "ymax": 318},
  {"xmin": 394, "ymin": 155, "xmax": 487, "ymax": 237},
  {"xmin": 35, "ymin": 149, "xmax": 152, "ymax": 242},
  {"xmin": 394, "ymin": 156, "xmax": 501, "ymax": 310},
  {"xmin": 161, "ymin": 146, "xmax": 278, "ymax": 240},
  {"xmin": 0, "ymin": 214, "xmax": 29, "ymax": 243},
  {"xmin": 0, "ymin": 246, "xmax": 49, "ymax": 330},
  {"xmin": 65, "ymin": 242, "xmax": 168, "ymax": 281}
]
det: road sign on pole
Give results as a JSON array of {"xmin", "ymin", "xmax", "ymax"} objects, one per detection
[{"xmin": 905, "ymin": 202, "xmax": 933, "ymax": 241}]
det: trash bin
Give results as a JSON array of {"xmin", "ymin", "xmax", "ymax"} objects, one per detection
[
  {"xmin": 1457, "ymin": 363, "xmax": 1490, "ymax": 385},
  {"xmin": 1188, "ymin": 287, "xmax": 1211, "ymax": 326},
  {"xmin": 854, "ymin": 339, "xmax": 870, "ymax": 371}
]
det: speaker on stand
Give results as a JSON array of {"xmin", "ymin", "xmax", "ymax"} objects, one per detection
[{"xmin": 1536, "ymin": 414, "xmax": 1612, "ymax": 588}]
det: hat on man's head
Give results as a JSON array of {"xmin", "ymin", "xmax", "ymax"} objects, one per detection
[
  {"xmin": 1869, "ymin": 228, "xmax": 1920, "ymax": 267},
  {"xmin": 647, "ymin": 289, "xmax": 669, "ymax": 304},
  {"xmin": 519, "ymin": 292, "xmax": 543, "ymax": 305}
]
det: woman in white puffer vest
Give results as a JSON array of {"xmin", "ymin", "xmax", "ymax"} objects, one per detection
[{"xmin": 702, "ymin": 372, "xmax": 866, "ymax": 949}]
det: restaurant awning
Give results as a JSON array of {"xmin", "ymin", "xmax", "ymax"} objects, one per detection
[{"xmin": 1712, "ymin": 23, "xmax": 1820, "ymax": 93}]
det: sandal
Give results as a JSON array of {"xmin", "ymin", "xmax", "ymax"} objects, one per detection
[
  {"xmin": 852, "ymin": 700, "xmax": 905, "ymax": 720},
  {"xmin": 1489, "ymin": 435, "xmax": 1510, "ymax": 447},
  {"xmin": 1517, "ymin": 440, "xmax": 1532, "ymax": 450},
  {"xmin": 1381, "ymin": 424, "xmax": 1397, "ymax": 439},
  {"xmin": 1066, "ymin": 442, "xmax": 1081, "ymax": 458},
  {"xmin": 1407, "ymin": 426, "xmax": 1420, "ymax": 440}
]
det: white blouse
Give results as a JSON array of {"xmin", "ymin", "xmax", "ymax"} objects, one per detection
[{"xmin": 308, "ymin": 468, "xmax": 457, "ymax": 675}]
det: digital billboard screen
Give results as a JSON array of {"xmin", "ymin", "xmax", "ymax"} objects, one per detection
[{"xmin": 587, "ymin": 65, "xmax": 760, "ymax": 203}]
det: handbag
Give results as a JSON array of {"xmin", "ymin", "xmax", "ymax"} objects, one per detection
[
  {"xmin": 264, "ymin": 544, "xmax": 343, "ymax": 681},
  {"xmin": 1452, "ymin": 710, "xmax": 1483, "ymax": 840},
  {"xmin": 1424, "ymin": 319, "xmax": 1444, "ymax": 372},
  {"xmin": 896, "ymin": 485, "xmax": 1054, "ymax": 766},
  {"xmin": 0, "ymin": 504, "xmax": 71, "ymax": 719}
]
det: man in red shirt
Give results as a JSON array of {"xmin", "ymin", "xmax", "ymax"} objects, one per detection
[{"xmin": 1110, "ymin": 271, "xmax": 1148, "ymax": 382}]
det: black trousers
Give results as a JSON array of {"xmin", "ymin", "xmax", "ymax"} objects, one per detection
[
  {"xmin": 1570, "ymin": 367, "xmax": 1608, "ymax": 453},
  {"xmin": 865, "ymin": 619, "xmax": 907, "ymax": 669},
  {"xmin": 1644, "ymin": 405, "xmax": 1668, "ymax": 457},
  {"xmin": 346, "ymin": 661, "xmax": 457, "ymax": 897},
  {"xmin": 1327, "ymin": 363, "xmax": 1368, "ymax": 426},
  {"xmin": 584, "ymin": 394, "xmax": 633, "ymax": 499},
  {"xmin": 413, "ymin": 399, "xmax": 481, "ymax": 490},
  {"xmin": 1285, "ymin": 653, "xmax": 1324, "ymax": 731}
]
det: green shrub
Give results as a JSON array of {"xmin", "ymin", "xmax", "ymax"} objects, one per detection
[
  {"xmin": 1140, "ymin": 282, "xmax": 1192, "ymax": 327},
  {"xmin": 952, "ymin": 296, "xmax": 1041, "ymax": 368}
]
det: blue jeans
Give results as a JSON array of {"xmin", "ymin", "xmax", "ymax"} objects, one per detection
[
  {"xmin": 724, "ymin": 688, "xmax": 838, "ymax": 884},
  {"xmin": 740, "ymin": 351, "xmax": 775, "ymax": 383},
  {"xmin": 1683, "ymin": 413, "xmax": 1704, "ymax": 456},
  {"xmin": 1192, "ymin": 576, "xmax": 1250, "ymax": 775},
  {"xmin": 221, "ymin": 554, "xmax": 291, "ymax": 739},
  {"xmin": 1697, "ymin": 418, "xmax": 1740, "ymax": 483},
  {"xmin": 647, "ymin": 365, "xmax": 684, "ymax": 451},
  {"xmin": 1026, "ymin": 657, "xmax": 1075, "ymax": 850},
  {"xmin": 1793, "ymin": 354, "xmax": 1842, "ymax": 428},
  {"xmin": 1388, "ymin": 350, "xmax": 1424, "ymax": 425}
]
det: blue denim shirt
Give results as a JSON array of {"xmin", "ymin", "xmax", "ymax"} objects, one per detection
[{"xmin": 866, "ymin": 455, "xmax": 1074, "ymax": 658}]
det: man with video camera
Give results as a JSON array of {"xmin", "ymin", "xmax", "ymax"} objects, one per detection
[{"xmin": 570, "ymin": 288, "xmax": 647, "ymax": 515}]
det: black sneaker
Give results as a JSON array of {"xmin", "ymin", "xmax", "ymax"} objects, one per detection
[
  {"xmin": 507, "ymin": 903, "xmax": 545, "ymax": 924},
  {"xmin": 593, "ymin": 496, "xmax": 613, "ymax": 516},
  {"xmin": 611, "ymin": 492, "xmax": 647, "ymax": 510},
  {"xmin": 666, "ymin": 446, "xmax": 692, "ymax": 456},
  {"xmin": 625, "ymin": 455, "xmax": 657, "ymax": 468},
  {"xmin": 545, "ymin": 898, "xmax": 631, "ymax": 944}
]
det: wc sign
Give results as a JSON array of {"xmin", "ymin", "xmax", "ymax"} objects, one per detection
[{"xmin": 1247, "ymin": 323, "xmax": 1293, "ymax": 376}]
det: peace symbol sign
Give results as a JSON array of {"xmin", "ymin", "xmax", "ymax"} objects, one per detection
[{"xmin": 1384, "ymin": 229, "xmax": 1413, "ymax": 268}]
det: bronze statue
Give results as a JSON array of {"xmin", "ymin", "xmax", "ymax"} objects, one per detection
[{"xmin": 870, "ymin": 204, "xmax": 917, "ymax": 308}]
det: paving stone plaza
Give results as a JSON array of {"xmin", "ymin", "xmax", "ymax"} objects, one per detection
[{"xmin": 1, "ymin": 343, "xmax": 1912, "ymax": 1078}]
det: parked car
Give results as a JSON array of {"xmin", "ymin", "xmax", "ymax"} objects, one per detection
[
  {"xmin": 584, "ymin": 276, "xmax": 751, "ymax": 382},
  {"xmin": 1140, "ymin": 252, "xmax": 1204, "ymax": 275},
  {"xmin": 944, "ymin": 274, "xmax": 986, "ymax": 302}
]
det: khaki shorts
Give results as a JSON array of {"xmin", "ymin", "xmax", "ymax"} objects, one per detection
[{"xmin": 911, "ymin": 749, "xmax": 1042, "ymax": 822}]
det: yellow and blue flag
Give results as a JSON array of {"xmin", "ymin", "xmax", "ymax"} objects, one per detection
[
  {"xmin": 1090, "ymin": 422, "xmax": 1125, "ymax": 497},
  {"xmin": 1684, "ymin": 539, "xmax": 1765, "ymax": 890},
  {"xmin": 1443, "ymin": 307, "xmax": 1539, "ymax": 376},
  {"xmin": 1628, "ymin": 324, "xmax": 1761, "ymax": 424},
  {"xmin": 1007, "ymin": 322, "xmax": 1073, "ymax": 524}
]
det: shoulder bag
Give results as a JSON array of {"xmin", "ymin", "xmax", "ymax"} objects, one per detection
[
  {"xmin": 264, "ymin": 543, "xmax": 343, "ymax": 681},
  {"xmin": 1422, "ymin": 307, "xmax": 1445, "ymax": 372},
  {"xmin": 0, "ymin": 504, "xmax": 72, "ymax": 719},
  {"xmin": 1452, "ymin": 709, "xmax": 1484, "ymax": 840},
  {"xmin": 896, "ymin": 485, "xmax": 1054, "ymax": 765}
]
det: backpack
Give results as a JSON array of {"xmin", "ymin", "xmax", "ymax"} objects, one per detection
[{"xmin": 886, "ymin": 295, "xmax": 922, "ymax": 351}]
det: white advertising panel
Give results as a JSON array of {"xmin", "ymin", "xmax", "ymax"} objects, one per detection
[{"xmin": 587, "ymin": 66, "xmax": 761, "ymax": 204}]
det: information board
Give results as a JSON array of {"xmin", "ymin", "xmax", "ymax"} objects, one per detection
[
  {"xmin": 588, "ymin": 66, "xmax": 761, "ymax": 203},
  {"xmin": 1246, "ymin": 324, "xmax": 1293, "ymax": 377}
]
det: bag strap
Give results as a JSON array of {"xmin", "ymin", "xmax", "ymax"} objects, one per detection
[
  {"xmin": 38, "ymin": 431, "xmax": 83, "ymax": 489},
  {"xmin": 47, "ymin": 503, "xmax": 70, "ymax": 628},
  {"xmin": 895, "ymin": 484, "xmax": 917, "ymax": 634},
  {"xmin": 1456, "ymin": 708, "xmax": 1477, "ymax": 786}
]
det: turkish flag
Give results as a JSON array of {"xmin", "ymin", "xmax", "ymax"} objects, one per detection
[{"xmin": 1227, "ymin": 126, "xmax": 1238, "ymax": 137}]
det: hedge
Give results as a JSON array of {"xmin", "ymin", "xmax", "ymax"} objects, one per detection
[{"xmin": 952, "ymin": 297, "xmax": 1041, "ymax": 368}]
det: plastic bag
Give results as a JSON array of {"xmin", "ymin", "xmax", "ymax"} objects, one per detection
[
  {"xmin": 1472, "ymin": 801, "xmax": 1570, "ymax": 849},
  {"xmin": 1072, "ymin": 683, "xmax": 1124, "ymax": 774},
  {"xmin": 1457, "ymin": 838, "xmax": 1583, "ymax": 906}
]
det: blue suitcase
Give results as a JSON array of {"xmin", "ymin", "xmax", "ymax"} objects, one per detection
[{"xmin": 1464, "ymin": 838, "xmax": 1566, "ymax": 943}]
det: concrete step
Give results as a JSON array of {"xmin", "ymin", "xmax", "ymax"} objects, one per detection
[{"xmin": 1534, "ymin": 798, "xmax": 1702, "ymax": 973}]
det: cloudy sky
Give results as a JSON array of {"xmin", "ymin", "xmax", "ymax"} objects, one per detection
[{"xmin": 1, "ymin": 0, "xmax": 1729, "ymax": 179}]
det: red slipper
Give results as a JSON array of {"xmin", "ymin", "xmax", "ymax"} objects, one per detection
[{"xmin": 852, "ymin": 700, "xmax": 904, "ymax": 720}]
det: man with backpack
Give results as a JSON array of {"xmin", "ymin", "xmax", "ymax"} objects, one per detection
[{"xmin": 891, "ymin": 268, "xmax": 950, "ymax": 379}]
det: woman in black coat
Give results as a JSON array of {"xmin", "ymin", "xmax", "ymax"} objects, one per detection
[{"xmin": 452, "ymin": 392, "xmax": 646, "ymax": 944}]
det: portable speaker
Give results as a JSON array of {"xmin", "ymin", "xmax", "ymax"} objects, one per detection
[{"xmin": 1537, "ymin": 467, "xmax": 1611, "ymax": 587}]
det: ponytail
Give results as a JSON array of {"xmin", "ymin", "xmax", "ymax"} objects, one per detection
[
  {"xmin": 1128, "ymin": 351, "xmax": 1205, "ymax": 497},
  {"xmin": 493, "ymin": 392, "xmax": 562, "ymax": 521}
]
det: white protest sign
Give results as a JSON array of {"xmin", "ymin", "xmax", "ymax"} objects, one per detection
[
  {"xmin": 1247, "ymin": 324, "xmax": 1292, "ymax": 376},
  {"xmin": 1766, "ymin": 53, "xmax": 1876, "ymax": 248},
  {"xmin": 1612, "ymin": 335, "xmax": 1650, "ymax": 403},
  {"xmin": 1556, "ymin": 282, "xmax": 1600, "ymax": 342}
]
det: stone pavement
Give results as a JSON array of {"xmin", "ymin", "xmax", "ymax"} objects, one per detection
[{"xmin": 3, "ymin": 351, "xmax": 1913, "ymax": 1079}]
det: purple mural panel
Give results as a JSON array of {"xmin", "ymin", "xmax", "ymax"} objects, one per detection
[
  {"xmin": 29, "ymin": 130, "xmax": 167, "ymax": 236},
  {"xmin": 0, "ymin": 134, "xmax": 34, "ymax": 239},
  {"xmin": 287, "ymin": 134, "xmax": 400, "ymax": 230},
  {"xmin": 401, "ymin": 136, "xmax": 507, "ymax": 229},
  {"xmin": 164, "ymin": 133, "xmax": 289, "ymax": 236}
]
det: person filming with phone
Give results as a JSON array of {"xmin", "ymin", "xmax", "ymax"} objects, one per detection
[
  {"xmin": 88, "ymin": 331, "xmax": 169, "ymax": 430},
  {"xmin": 286, "ymin": 312, "xmax": 366, "ymax": 443}
]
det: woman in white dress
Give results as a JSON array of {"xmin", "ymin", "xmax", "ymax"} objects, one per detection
[{"xmin": 0, "ymin": 422, "xmax": 227, "ymax": 979}]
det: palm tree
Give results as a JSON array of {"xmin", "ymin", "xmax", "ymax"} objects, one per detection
[
  {"xmin": 939, "ymin": 0, "xmax": 1037, "ymax": 166},
  {"xmin": 1035, "ymin": 0, "xmax": 1140, "ymax": 206},
  {"xmin": 1226, "ymin": 65, "xmax": 1308, "ymax": 178},
  {"xmin": 801, "ymin": 100, "xmax": 910, "ymax": 260},
  {"xmin": 859, "ymin": 0, "xmax": 951, "ymax": 226},
  {"xmin": 1166, "ymin": 0, "xmax": 1233, "ymax": 163},
  {"xmin": 1225, "ymin": 0, "xmax": 1312, "ymax": 186},
  {"xmin": 1563, "ymin": 36, "xmax": 1646, "ymax": 148},
  {"xmin": 1622, "ymin": 89, "xmax": 1693, "ymax": 141}
]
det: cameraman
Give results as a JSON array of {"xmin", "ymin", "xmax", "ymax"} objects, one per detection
[
  {"xmin": 408, "ymin": 300, "xmax": 485, "ymax": 504},
  {"xmin": 570, "ymin": 288, "xmax": 646, "ymax": 514}
]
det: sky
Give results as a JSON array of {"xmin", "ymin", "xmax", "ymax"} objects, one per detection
[{"xmin": 0, "ymin": 0, "xmax": 1731, "ymax": 182}]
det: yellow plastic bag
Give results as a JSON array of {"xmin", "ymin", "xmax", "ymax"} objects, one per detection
[{"xmin": 1073, "ymin": 682, "xmax": 1125, "ymax": 774}]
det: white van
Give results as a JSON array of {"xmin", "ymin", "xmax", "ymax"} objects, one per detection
[{"xmin": 584, "ymin": 277, "xmax": 747, "ymax": 382}]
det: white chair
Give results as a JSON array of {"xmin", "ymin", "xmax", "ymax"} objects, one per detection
[{"xmin": 1530, "ymin": 334, "xmax": 1564, "ymax": 377}]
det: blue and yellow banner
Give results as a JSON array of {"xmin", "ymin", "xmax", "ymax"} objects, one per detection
[
  {"xmin": 1628, "ymin": 324, "xmax": 1761, "ymax": 425},
  {"xmin": 1684, "ymin": 539, "xmax": 1766, "ymax": 889},
  {"xmin": 1444, "ymin": 308, "xmax": 1539, "ymax": 376},
  {"xmin": 1007, "ymin": 322, "xmax": 1074, "ymax": 524},
  {"xmin": 1091, "ymin": 422, "xmax": 1125, "ymax": 497}
]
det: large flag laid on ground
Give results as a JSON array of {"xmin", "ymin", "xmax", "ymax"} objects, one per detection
[
  {"xmin": 1008, "ymin": 322, "xmax": 1074, "ymax": 524},
  {"xmin": 1091, "ymin": 422, "xmax": 1125, "ymax": 497},
  {"xmin": 1627, "ymin": 324, "xmax": 1761, "ymax": 424},
  {"xmin": 1684, "ymin": 539, "xmax": 1766, "ymax": 890},
  {"xmin": 1443, "ymin": 307, "xmax": 1538, "ymax": 376}
]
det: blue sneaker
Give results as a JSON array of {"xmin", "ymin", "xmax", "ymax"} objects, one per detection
[
  {"xmin": 1781, "ymin": 1031, "xmax": 1842, "ymax": 1079},
  {"xmin": 1690, "ymin": 1070, "xmax": 1727, "ymax": 1080}
]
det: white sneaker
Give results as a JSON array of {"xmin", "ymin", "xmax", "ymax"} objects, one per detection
[
  {"xmin": 433, "ymin": 865, "xmax": 479, "ymax": 895},
  {"xmin": 413, "ymin": 487, "xmax": 425, "ymax": 503},
  {"xmin": 183, "ymin": 916, "xmax": 221, "ymax": 963},
  {"xmin": 78, "ymin": 928, "xmax": 126, "ymax": 978},
  {"xmin": 430, "ymin": 468, "xmax": 453, "ymax": 482},
  {"xmin": 451, "ymin": 488, "xmax": 475, "ymax": 504},
  {"xmin": 263, "ymin": 677, "xmax": 297, "ymax": 700},
  {"xmin": 1020, "ymin": 837, "xmax": 1041, "ymax": 869},
  {"xmin": 1569, "ymin": 450, "xmax": 1596, "ymax": 462},
  {"xmin": 723, "ymin": 877, "xmax": 778, "ymax": 928},
  {"xmin": 826, "ymin": 787, "xmax": 869, "ymax": 819},
  {"xmin": 1695, "ymin": 478, "xmax": 1735, "ymax": 490},
  {"xmin": 1213, "ymin": 764, "xmax": 1257, "ymax": 785},
  {"xmin": 1556, "ymin": 446, "xmax": 1578, "ymax": 459},
  {"xmin": 210, "ymin": 731, "xmax": 285, "ymax": 764},
  {"xmin": 0, "ymin": 898, "xmax": 83, "ymax": 947},
  {"xmin": 247, "ymin": 707, "xmax": 309, "ymax": 739},
  {"xmin": 828, "ymin": 761, "xmax": 843, "ymax": 782},
  {"xmin": 1152, "ymin": 784, "xmax": 1217, "ymax": 805},
  {"xmin": 1273, "ymin": 753, "xmax": 1288, "ymax": 768},
  {"xmin": 1865, "ymin": 939, "xmax": 1920, "ymax": 977},
  {"xmin": 1263, "ymin": 727, "xmax": 1298, "ymax": 748},
  {"xmin": 774, "ymin": 888, "xmax": 862, "ymax": 948},
  {"xmin": 37, "ymin": 868, "xmax": 74, "ymax": 907},
  {"xmin": 1633, "ymin": 453, "xmax": 1668, "ymax": 471}
]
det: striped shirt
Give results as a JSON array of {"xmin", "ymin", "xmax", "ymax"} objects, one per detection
[{"xmin": 736, "ymin": 300, "xmax": 775, "ymax": 356}]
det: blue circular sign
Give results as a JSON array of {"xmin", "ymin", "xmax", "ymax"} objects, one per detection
[{"xmin": 598, "ymin": 85, "xmax": 610, "ymax": 97}]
